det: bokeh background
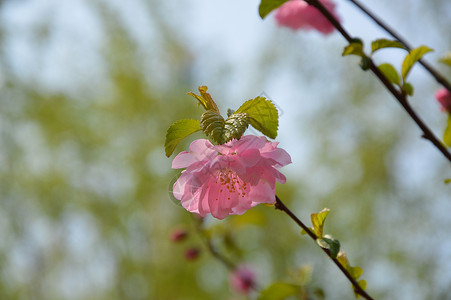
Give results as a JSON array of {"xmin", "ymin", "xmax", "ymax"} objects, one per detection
[{"xmin": 1, "ymin": 0, "xmax": 450, "ymax": 299}]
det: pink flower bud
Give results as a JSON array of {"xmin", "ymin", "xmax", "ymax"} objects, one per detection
[
  {"xmin": 170, "ymin": 229, "xmax": 188, "ymax": 243},
  {"xmin": 275, "ymin": 0, "xmax": 340, "ymax": 35},
  {"xmin": 229, "ymin": 266, "xmax": 256, "ymax": 294},
  {"xmin": 435, "ymin": 88, "xmax": 451, "ymax": 113},
  {"xmin": 184, "ymin": 247, "xmax": 200, "ymax": 261}
]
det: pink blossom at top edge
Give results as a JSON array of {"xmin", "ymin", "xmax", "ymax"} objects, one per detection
[{"xmin": 275, "ymin": 0, "xmax": 340, "ymax": 35}]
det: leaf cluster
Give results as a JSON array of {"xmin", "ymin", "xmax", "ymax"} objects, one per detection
[
  {"xmin": 337, "ymin": 253, "xmax": 367, "ymax": 298},
  {"xmin": 301, "ymin": 208, "xmax": 341, "ymax": 259},
  {"xmin": 343, "ymin": 38, "xmax": 433, "ymax": 96},
  {"xmin": 165, "ymin": 86, "xmax": 279, "ymax": 156},
  {"xmin": 300, "ymin": 208, "xmax": 368, "ymax": 298}
]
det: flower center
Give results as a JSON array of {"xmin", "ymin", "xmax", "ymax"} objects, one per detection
[{"xmin": 216, "ymin": 168, "xmax": 249, "ymax": 199}]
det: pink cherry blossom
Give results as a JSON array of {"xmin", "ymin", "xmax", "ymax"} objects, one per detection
[
  {"xmin": 229, "ymin": 266, "xmax": 256, "ymax": 294},
  {"xmin": 435, "ymin": 88, "xmax": 451, "ymax": 113},
  {"xmin": 172, "ymin": 135, "xmax": 291, "ymax": 219},
  {"xmin": 275, "ymin": 0, "xmax": 340, "ymax": 34}
]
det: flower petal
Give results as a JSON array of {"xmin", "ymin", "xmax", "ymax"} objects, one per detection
[
  {"xmin": 172, "ymin": 139, "xmax": 216, "ymax": 169},
  {"xmin": 261, "ymin": 148, "xmax": 292, "ymax": 168},
  {"xmin": 275, "ymin": 0, "xmax": 339, "ymax": 35}
]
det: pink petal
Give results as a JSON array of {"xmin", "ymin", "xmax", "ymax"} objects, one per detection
[
  {"xmin": 232, "ymin": 135, "xmax": 267, "ymax": 153},
  {"xmin": 174, "ymin": 173, "xmax": 200, "ymax": 214},
  {"xmin": 172, "ymin": 139, "xmax": 216, "ymax": 169},
  {"xmin": 261, "ymin": 148, "xmax": 292, "ymax": 168},
  {"xmin": 239, "ymin": 148, "xmax": 261, "ymax": 166},
  {"xmin": 248, "ymin": 181, "xmax": 276, "ymax": 205},
  {"xmin": 275, "ymin": 0, "xmax": 310, "ymax": 30},
  {"xmin": 436, "ymin": 88, "xmax": 451, "ymax": 112},
  {"xmin": 208, "ymin": 191, "xmax": 230, "ymax": 220},
  {"xmin": 275, "ymin": 0, "xmax": 339, "ymax": 35}
]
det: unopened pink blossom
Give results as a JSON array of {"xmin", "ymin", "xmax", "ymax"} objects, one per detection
[
  {"xmin": 170, "ymin": 228, "xmax": 188, "ymax": 243},
  {"xmin": 435, "ymin": 88, "xmax": 451, "ymax": 113},
  {"xmin": 172, "ymin": 135, "xmax": 291, "ymax": 219},
  {"xmin": 275, "ymin": 0, "xmax": 340, "ymax": 34},
  {"xmin": 184, "ymin": 247, "xmax": 200, "ymax": 260},
  {"xmin": 230, "ymin": 266, "xmax": 256, "ymax": 294}
]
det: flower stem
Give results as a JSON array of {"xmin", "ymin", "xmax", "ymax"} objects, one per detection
[
  {"xmin": 275, "ymin": 195, "xmax": 374, "ymax": 300},
  {"xmin": 194, "ymin": 217, "xmax": 236, "ymax": 270},
  {"xmin": 306, "ymin": 0, "xmax": 451, "ymax": 164},
  {"xmin": 347, "ymin": 0, "xmax": 451, "ymax": 94},
  {"xmin": 194, "ymin": 216, "xmax": 260, "ymax": 291}
]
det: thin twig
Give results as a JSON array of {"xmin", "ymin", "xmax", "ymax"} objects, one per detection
[
  {"xmin": 194, "ymin": 217, "xmax": 236, "ymax": 270},
  {"xmin": 193, "ymin": 216, "xmax": 260, "ymax": 292},
  {"xmin": 347, "ymin": 0, "xmax": 451, "ymax": 94},
  {"xmin": 306, "ymin": 0, "xmax": 451, "ymax": 163},
  {"xmin": 275, "ymin": 196, "xmax": 374, "ymax": 300}
]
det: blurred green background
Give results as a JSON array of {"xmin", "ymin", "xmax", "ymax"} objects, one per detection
[{"xmin": 1, "ymin": 0, "xmax": 450, "ymax": 299}]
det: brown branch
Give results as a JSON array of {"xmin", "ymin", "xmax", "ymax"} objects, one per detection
[
  {"xmin": 305, "ymin": 0, "xmax": 451, "ymax": 163},
  {"xmin": 347, "ymin": 0, "xmax": 451, "ymax": 94},
  {"xmin": 275, "ymin": 196, "xmax": 374, "ymax": 300}
]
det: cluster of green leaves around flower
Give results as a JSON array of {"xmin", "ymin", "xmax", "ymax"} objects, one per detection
[{"xmin": 165, "ymin": 86, "xmax": 279, "ymax": 157}]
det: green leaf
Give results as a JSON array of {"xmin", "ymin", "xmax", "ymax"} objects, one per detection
[
  {"xmin": 401, "ymin": 45, "xmax": 434, "ymax": 80},
  {"xmin": 403, "ymin": 82, "xmax": 414, "ymax": 96},
  {"xmin": 258, "ymin": 282, "xmax": 300, "ymax": 300},
  {"xmin": 235, "ymin": 97, "xmax": 279, "ymax": 139},
  {"xmin": 443, "ymin": 115, "xmax": 451, "ymax": 147},
  {"xmin": 310, "ymin": 208, "xmax": 330, "ymax": 238},
  {"xmin": 337, "ymin": 252, "xmax": 350, "ymax": 268},
  {"xmin": 444, "ymin": 178, "xmax": 451, "ymax": 184},
  {"xmin": 354, "ymin": 280, "xmax": 367, "ymax": 298},
  {"xmin": 336, "ymin": 252, "xmax": 363, "ymax": 280},
  {"xmin": 187, "ymin": 86, "xmax": 219, "ymax": 112},
  {"xmin": 378, "ymin": 63, "xmax": 401, "ymax": 86},
  {"xmin": 316, "ymin": 235, "xmax": 341, "ymax": 258},
  {"xmin": 439, "ymin": 52, "xmax": 451, "ymax": 68},
  {"xmin": 342, "ymin": 41, "xmax": 365, "ymax": 57},
  {"xmin": 223, "ymin": 113, "xmax": 250, "ymax": 143},
  {"xmin": 371, "ymin": 38, "xmax": 406, "ymax": 54},
  {"xmin": 349, "ymin": 266, "xmax": 363, "ymax": 280},
  {"xmin": 165, "ymin": 119, "xmax": 202, "ymax": 157},
  {"xmin": 200, "ymin": 110, "xmax": 225, "ymax": 144},
  {"xmin": 358, "ymin": 280, "xmax": 367, "ymax": 290},
  {"xmin": 200, "ymin": 110, "xmax": 251, "ymax": 145},
  {"xmin": 258, "ymin": 0, "xmax": 290, "ymax": 19}
]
